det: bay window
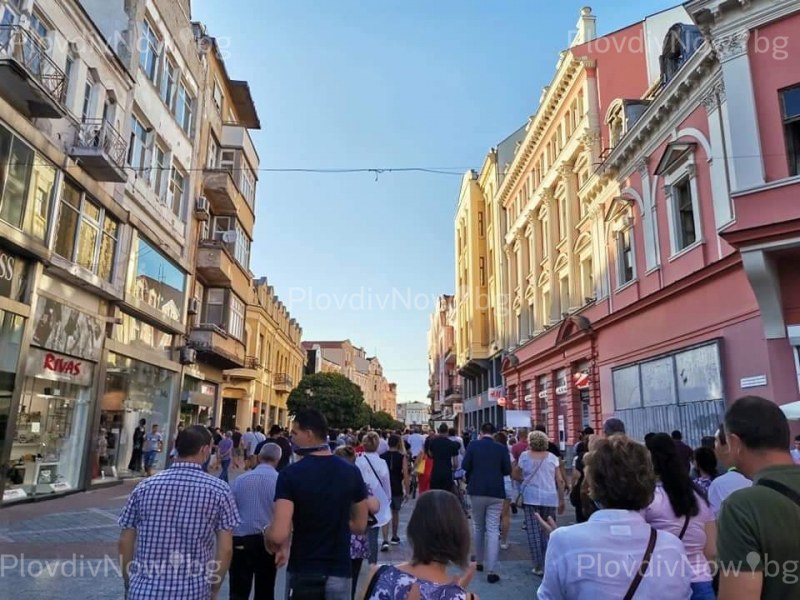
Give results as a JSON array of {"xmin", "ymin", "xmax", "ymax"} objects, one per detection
[
  {"xmin": 203, "ymin": 289, "xmax": 245, "ymax": 340},
  {"xmin": 54, "ymin": 180, "xmax": 118, "ymax": 281},
  {"xmin": 212, "ymin": 216, "xmax": 251, "ymax": 269}
]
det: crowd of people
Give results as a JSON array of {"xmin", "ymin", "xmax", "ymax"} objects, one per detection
[{"xmin": 116, "ymin": 395, "xmax": 800, "ymax": 600}]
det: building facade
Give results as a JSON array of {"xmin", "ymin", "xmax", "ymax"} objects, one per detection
[
  {"xmin": 221, "ymin": 278, "xmax": 304, "ymax": 431},
  {"xmin": 398, "ymin": 401, "xmax": 430, "ymax": 428},
  {"xmin": 427, "ymin": 295, "xmax": 461, "ymax": 422},
  {"xmin": 303, "ymin": 339, "xmax": 397, "ymax": 417},
  {"xmin": 0, "ymin": 0, "xmax": 206, "ymax": 502},
  {"xmin": 181, "ymin": 24, "xmax": 261, "ymax": 431},
  {"xmin": 491, "ymin": 1, "xmax": 800, "ymax": 451}
]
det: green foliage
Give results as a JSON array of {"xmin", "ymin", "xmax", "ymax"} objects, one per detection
[
  {"xmin": 370, "ymin": 410, "xmax": 404, "ymax": 431},
  {"xmin": 287, "ymin": 373, "xmax": 368, "ymax": 430}
]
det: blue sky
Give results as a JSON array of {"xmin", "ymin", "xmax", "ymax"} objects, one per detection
[{"xmin": 192, "ymin": 0, "xmax": 679, "ymax": 404}]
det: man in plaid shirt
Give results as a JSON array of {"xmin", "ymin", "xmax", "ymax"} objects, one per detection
[{"xmin": 118, "ymin": 425, "xmax": 240, "ymax": 600}]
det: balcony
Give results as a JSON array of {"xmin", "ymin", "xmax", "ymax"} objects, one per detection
[
  {"xmin": 444, "ymin": 385, "xmax": 463, "ymax": 404},
  {"xmin": 70, "ymin": 119, "xmax": 128, "ymax": 182},
  {"xmin": 203, "ymin": 160, "xmax": 255, "ymax": 234},
  {"xmin": 195, "ymin": 239, "xmax": 252, "ymax": 297},
  {"xmin": 224, "ymin": 355, "xmax": 261, "ymax": 381},
  {"xmin": 189, "ymin": 323, "xmax": 245, "ymax": 370},
  {"xmin": 273, "ymin": 373, "xmax": 293, "ymax": 393},
  {"xmin": 0, "ymin": 25, "xmax": 67, "ymax": 119}
]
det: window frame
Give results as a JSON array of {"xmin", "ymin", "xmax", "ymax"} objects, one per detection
[
  {"xmin": 127, "ymin": 115, "xmax": 149, "ymax": 172},
  {"xmin": 779, "ymin": 84, "xmax": 800, "ymax": 177},
  {"xmin": 160, "ymin": 55, "xmax": 177, "ymax": 110},
  {"xmin": 615, "ymin": 223, "xmax": 635, "ymax": 287},
  {"xmin": 662, "ymin": 155, "xmax": 702, "ymax": 257},
  {"xmin": 168, "ymin": 161, "xmax": 186, "ymax": 218},
  {"xmin": 139, "ymin": 19, "xmax": 161, "ymax": 83},
  {"xmin": 53, "ymin": 180, "xmax": 119, "ymax": 281},
  {"xmin": 212, "ymin": 79, "xmax": 224, "ymax": 113},
  {"xmin": 175, "ymin": 80, "xmax": 194, "ymax": 135}
]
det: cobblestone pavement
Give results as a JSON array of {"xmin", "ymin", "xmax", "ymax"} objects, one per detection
[{"xmin": 0, "ymin": 470, "xmax": 576, "ymax": 599}]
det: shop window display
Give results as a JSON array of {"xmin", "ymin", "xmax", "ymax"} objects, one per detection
[
  {"xmin": 7, "ymin": 348, "xmax": 92, "ymax": 499},
  {"xmin": 103, "ymin": 352, "xmax": 176, "ymax": 476}
]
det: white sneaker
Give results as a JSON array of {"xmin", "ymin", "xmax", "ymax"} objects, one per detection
[{"xmin": 500, "ymin": 543, "xmax": 509, "ymax": 550}]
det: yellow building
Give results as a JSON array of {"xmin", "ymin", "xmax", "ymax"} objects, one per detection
[
  {"xmin": 303, "ymin": 340, "xmax": 397, "ymax": 417},
  {"xmin": 222, "ymin": 278, "xmax": 305, "ymax": 430},
  {"xmin": 181, "ymin": 29, "xmax": 261, "ymax": 428}
]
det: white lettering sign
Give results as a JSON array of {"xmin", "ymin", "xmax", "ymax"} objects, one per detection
[
  {"xmin": 740, "ymin": 375, "xmax": 767, "ymax": 389},
  {"xmin": 3, "ymin": 488, "xmax": 27, "ymax": 502}
]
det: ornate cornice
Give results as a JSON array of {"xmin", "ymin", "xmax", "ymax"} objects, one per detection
[
  {"xmin": 712, "ymin": 29, "xmax": 749, "ymax": 61},
  {"xmin": 557, "ymin": 163, "xmax": 575, "ymax": 178},
  {"xmin": 579, "ymin": 131, "xmax": 600, "ymax": 150}
]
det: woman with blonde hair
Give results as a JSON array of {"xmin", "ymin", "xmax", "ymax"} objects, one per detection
[
  {"xmin": 512, "ymin": 430, "xmax": 565, "ymax": 576},
  {"xmin": 355, "ymin": 431, "xmax": 393, "ymax": 561}
]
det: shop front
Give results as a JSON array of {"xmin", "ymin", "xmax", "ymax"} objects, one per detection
[{"xmin": 181, "ymin": 374, "xmax": 216, "ymax": 427}]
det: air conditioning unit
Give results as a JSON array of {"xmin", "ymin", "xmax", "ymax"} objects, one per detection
[
  {"xmin": 194, "ymin": 196, "xmax": 209, "ymax": 220},
  {"xmin": 222, "ymin": 231, "xmax": 237, "ymax": 244},
  {"xmin": 187, "ymin": 297, "xmax": 200, "ymax": 315},
  {"xmin": 179, "ymin": 346, "xmax": 197, "ymax": 365}
]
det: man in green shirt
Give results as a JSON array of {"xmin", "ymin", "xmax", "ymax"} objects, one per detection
[{"xmin": 717, "ymin": 395, "xmax": 800, "ymax": 600}]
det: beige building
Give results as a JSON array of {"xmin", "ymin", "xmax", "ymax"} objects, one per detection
[
  {"xmin": 427, "ymin": 295, "xmax": 460, "ymax": 419},
  {"xmin": 222, "ymin": 278, "xmax": 304, "ymax": 430},
  {"xmin": 303, "ymin": 340, "xmax": 397, "ymax": 417}
]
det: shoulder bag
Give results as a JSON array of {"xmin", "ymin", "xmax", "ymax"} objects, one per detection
[
  {"xmin": 756, "ymin": 478, "xmax": 800, "ymax": 508},
  {"xmin": 363, "ymin": 455, "xmax": 390, "ymax": 527},
  {"xmin": 622, "ymin": 527, "xmax": 658, "ymax": 600},
  {"xmin": 514, "ymin": 455, "xmax": 545, "ymax": 507},
  {"xmin": 677, "ymin": 514, "xmax": 691, "ymax": 540}
]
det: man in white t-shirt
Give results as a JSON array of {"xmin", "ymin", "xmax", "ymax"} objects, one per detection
[
  {"xmin": 249, "ymin": 426, "xmax": 266, "ymax": 463},
  {"xmin": 407, "ymin": 428, "xmax": 426, "ymax": 459},
  {"xmin": 708, "ymin": 423, "xmax": 752, "ymax": 516}
]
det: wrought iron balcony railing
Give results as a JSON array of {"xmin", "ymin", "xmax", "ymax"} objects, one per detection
[
  {"xmin": 0, "ymin": 25, "xmax": 67, "ymax": 105},
  {"xmin": 74, "ymin": 119, "xmax": 128, "ymax": 167}
]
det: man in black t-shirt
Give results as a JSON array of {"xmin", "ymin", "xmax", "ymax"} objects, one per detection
[
  {"xmin": 265, "ymin": 409, "xmax": 368, "ymax": 599},
  {"xmin": 255, "ymin": 425, "xmax": 293, "ymax": 471},
  {"xmin": 427, "ymin": 423, "xmax": 460, "ymax": 493}
]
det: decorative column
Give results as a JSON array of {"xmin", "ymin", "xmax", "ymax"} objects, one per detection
[
  {"xmin": 543, "ymin": 190, "xmax": 560, "ymax": 324},
  {"xmin": 702, "ymin": 81, "xmax": 734, "ymax": 231},
  {"xmin": 590, "ymin": 204, "xmax": 606, "ymax": 298},
  {"xmin": 559, "ymin": 163, "xmax": 580, "ymax": 310},
  {"xmin": 504, "ymin": 242, "xmax": 515, "ymax": 344},
  {"xmin": 528, "ymin": 212, "xmax": 541, "ymax": 333},
  {"xmin": 637, "ymin": 158, "xmax": 660, "ymax": 270},
  {"xmin": 712, "ymin": 30, "xmax": 765, "ymax": 191}
]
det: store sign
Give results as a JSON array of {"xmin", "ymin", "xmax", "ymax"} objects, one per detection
[
  {"xmin": 524, "ymin": 394, "xmax": 533, "ymax": 405},
  {"xmin": 26, "ymin": 348, "xmax": 94, "ymax": 386},
  {"xmin": 574, "ymin": 372, "xmax": 591, "ymax": 389},
  {"xmin": 50, "ymin": 482, "xmax": 71, "ymax": 493},
  {"xmin": 453, "ymin": 403, "xmax": 464, "ymax": 414},
  {"xmin": 488, "ymin": 386, "xmax": 505, "ymax": 400},
  {"xmin": 538, "ymin": 390, "xmax": 548, "ymax": 399},
  {"xmin": 32, "ymin": 297, "xmax": 103, "ymax": 361},
  {"xmin": 740, "ymin": 375, "xmax": 767, "ymax": 389},
  {"xmin": 0, "ymin": 249, "xmax": 27, "ymax": 302},
  {"xmin": 497, "ymin": 397, "xmax": 507, "ymax": 407},
  {"xmin": 555, "ymin": 385, "xmax": 569, "ymax": 395}
]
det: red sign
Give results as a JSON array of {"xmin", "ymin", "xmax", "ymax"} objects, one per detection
[
  {"xmin": 44, "ymin": 352, "xmax": 82, "ymax": 377},
  {"xmin": 497, "ymin": 397, "xmax": 507, "ymax": 407},
  {"xmin": 574, "ymin": 372, "xmax": 591, "ymax": 389}
]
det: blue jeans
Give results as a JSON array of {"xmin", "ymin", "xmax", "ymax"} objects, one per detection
[
  {"xmin": 691, "ymin": 580, "xmax": 716, "ymax": 600},
  {"xmin": 219, "ymin": 459, "xmax": 231, "ymax": 482},
  {"xmin": 143, "ymin": 451, "xmax": 158, "ymax": 471}
]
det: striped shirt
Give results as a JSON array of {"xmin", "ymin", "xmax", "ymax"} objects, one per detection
[
  {"xmin": 118, "ymin": 462, "xmax": 240, "ymax": 600},
  {"xmin": 230, "ymin": 463, "xmax": 279, "ymax": 536}
]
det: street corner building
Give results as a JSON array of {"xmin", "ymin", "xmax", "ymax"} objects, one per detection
[
  {"xmin": 448, "ymin": 2, "xmax": 800, "ymax": 451},
  {"xmin": 0, "ymin": 0, "xmax": 306, "ymax": 505}
]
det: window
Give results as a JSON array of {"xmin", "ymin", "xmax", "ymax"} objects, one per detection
[
  {"xmin": 229, "ymin": 294, "xmax": 245, "ymax": 340},
  {"xmin": 213, "ymin": 79, "xmax": 223, "ymax": 113},
  {"xmin": 175, "ymin": 82, "xmax": 193, "ymax": 134},
  {"xmin": 130, "ymin": 237, "xmax": 186, "ymax": 322},
  {"xmin": 781, "ymin": 85, "xmax": 800, "ymax": 176},
  {"xmin": 139, "ymin": 20, "xmax": 160, "ymax": 82},
  {"xmin": 479, "ymin": 257, "xmax": 486, "ymax": 287},
  {"xmin": 204, "ymin": 288, "xmax": 225, "ymax": 325},
  {"xmin": 207, "ymin": 137, "xmax": 218, "ymax": 169},
  {"xmin": 213, "ymin": 216, "xmax": 251, "ymax": 269},
  {"xmin": 580, "ymin": 255, "xmax": 593, "ymax": 300},
  {"xmin": 478, "ymin": 211, "xmax": 484, "ymax": 237},
  {"xmin": 81, "ymin": 72, "xmax": 96, "ymax": 122},
  {"xmin": 127, "ymin": 116, "xmax": 148, "ymax": 172},
  {"xmin": 0, "ymin": 125, "xmax": 56, "ymax": 241},
  {"xmin": 542, "ymin": 216, "xmax": 550, "ymax": 256},
  {"xmin": 53, "ymin": 181, "xmax": 118, "ymax": 281},
  {"xmin": 152, "ymin": 144, "xmax": 168, "ymax": 201},
  {"xmin": 617, "ymin": 227, "xmax": 635, "ymax": 286},
  {"xmin": 168, "ymin": 163, "xmax": 186, "ymax": 218},
  {"xmin": 672, "ymin": 178, "xmax": 696, "ymax": 251},
  {"xmin": 558, "ymin": 197, "xmax": 568, "ymax": 240},
  {"xmin": 240, "ymin": 166, "xmax": 255, "ymax": 206},
  {"xmin": 64, "ymin": 53, "xmax": 76, "ymax": 109},
  {"xmin": 160, "ymin": 56, "xmax": 177, "ymax": 109},
  {"xmin": 559, "ymin": 274, "xmax": 569, "ymax": 314}
]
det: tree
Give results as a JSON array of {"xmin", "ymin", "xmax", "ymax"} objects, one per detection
[
  {"xmin": 287, "ymin": 373, "xmax": 368, "ymax": 430},
  {"xmin": 370, "ymin": 410, "xmax": 404, "ymax": 431}
]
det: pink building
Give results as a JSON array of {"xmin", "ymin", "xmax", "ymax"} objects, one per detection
[
  {"xmin": 427, "ymin": 295, "xmax": 462, "ymax": 421},
  {"xmin": 501, "ymin": 0, "xmax": 800, "ymax": 447}
]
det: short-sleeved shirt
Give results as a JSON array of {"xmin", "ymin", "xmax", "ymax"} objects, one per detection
[
  {"xmin": 643, "ymin": 484, "xmax": 714, "ymax": 582},
  {"xmin": 275, "ymin": 454, "xmax": 368, "ymax": 577},
  {"xmin": 518, "ymin": 451, "xmax": 560, "ymax": 507},
  {"xmin": 143, "ymin": 432, "xmax": 162, "ymax": 453},
  {"xmin": 717, "ymin": 465, "xmax": 800, "ymax": 600},
  {"xmin": 118, "ymin": 462, "xmax": 240, "ymax": 600},
  {"xmin": 254, "ymin": 436, "xmax": 292, "ymax": 471},
  {"xmin": 707, "ymin": 469, "xmax": 752, "ymax": 516},
  {"xmin": 381, "ymin": 451, "xmax": 405, "ymax": 496},
  {"xmin": 217, "ymin": 438, "xmax": 233, "ymax": 460},
  {"xmin": 427, "ymin": 436, "xmax": 459, "ymax": 485}
]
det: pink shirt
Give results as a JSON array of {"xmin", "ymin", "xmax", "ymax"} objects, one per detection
[{"xmin": 643, "ymin": 484, "xmax": 714, "ymax": 583}]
